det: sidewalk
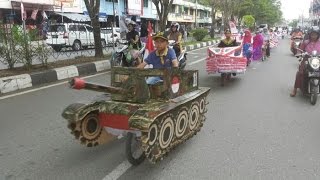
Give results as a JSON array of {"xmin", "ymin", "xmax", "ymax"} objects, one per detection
[{"xmin": 0, "ymin": 39, "xmax": 220, "ymax": 95}]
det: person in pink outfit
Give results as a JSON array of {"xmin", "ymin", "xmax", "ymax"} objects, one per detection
[
  {"xmin": 290, "ymin": 30, "xmax": 320, "ymax": 97},
  {"xmin": 252, "ymin": 29, "xmax": 264, "ymax": 61}
]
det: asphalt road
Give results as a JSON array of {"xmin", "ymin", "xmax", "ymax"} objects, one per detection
[{"xmin": 1, "ymin": 38, "xmax": 320, "ymax": 180}]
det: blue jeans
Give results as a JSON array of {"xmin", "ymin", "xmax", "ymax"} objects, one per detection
[{"xmin": 146, "ymin": 76, "xmax": 163, "ymax": 85}]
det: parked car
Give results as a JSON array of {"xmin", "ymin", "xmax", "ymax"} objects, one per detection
[
  {"xmin": 46, "ymin": 23, "xmax": 107, "ymax": 52},
  {"xmin": 258, "ymin": 24, "xmax": 268, "ymax": 32},
  {"xmin": 100, "ymin": 27, "xmax": 121, "ymax": 46}
]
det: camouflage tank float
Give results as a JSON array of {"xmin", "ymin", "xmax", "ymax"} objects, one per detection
[{"xmin": 62, "ymin": 67, "xmax": 210, "ymax": 165}]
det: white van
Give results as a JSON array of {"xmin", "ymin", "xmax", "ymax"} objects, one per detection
[{"xmin": 46, "ymin": 23, "xmax": 107, "ymax": 52}]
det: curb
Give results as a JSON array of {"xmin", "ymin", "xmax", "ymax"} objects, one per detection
[{"xmin": 0, "ymin": 39, "xmax": 219, "ymax": 95}]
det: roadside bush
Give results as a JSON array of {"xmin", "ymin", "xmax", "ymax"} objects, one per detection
[
  {"xmin": 0, "ymin": 24, "xmax": 48, "ymax": 70},
  {"xmin": 191, "ymin": 29, "xmax": 208, "ymax": 41}
]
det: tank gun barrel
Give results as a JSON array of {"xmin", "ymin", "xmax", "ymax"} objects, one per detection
[{"xmin": 70, "ymin": 78, "xmax": 128, "ymax": 94}]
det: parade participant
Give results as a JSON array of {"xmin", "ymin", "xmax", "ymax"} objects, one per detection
[
  {"xmin": 218, "ymin": 29, "xmax": 238, "ymax": 47},
  {"xmin": 252, "ymin": 29, "xmax": 264, "ymax": 61},
  {"xmin": 242, "ymin": 29, "xmax": 253, "ymax": 66},
  {"xmin": 217, "ymin": 29, "xmax": 239, "ymax": 85},
  {"xmin": 138, "ymin": 32, "xmax": 179, "ymax": 85},
  {"xmin": 262, "ymin": 27, "xmax": 271, "ymax": 58},
  {"xmin": 126, "ymin": 21, "xmax": 141, "ymax": 50},
  {"xmin": 290, "ymin": 28, "xmax": 304, "ymax": 50},
  {"xmin": 167, "ymin": 23, "xmax": 183, "ymax": 57},
  {"xmin": 290, "ymin": 29, "xmax": 320, "ymax": 97},
  {"xmin": 124, "ymin": 21, "xmax": 142, "ymax": 66}
]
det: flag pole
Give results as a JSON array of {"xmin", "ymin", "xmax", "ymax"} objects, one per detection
[
  {"xmin": 21, "ymin": 1, "xmax": 27, "ymax": 39},
  {"xmin": 112, "ymin": 0, "xmax": 116, "ymax": 51}
]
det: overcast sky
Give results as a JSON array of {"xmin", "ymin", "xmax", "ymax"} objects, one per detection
[{"xmin": 281, "ymin": 0, "xmax": 311, "ymax": 20}]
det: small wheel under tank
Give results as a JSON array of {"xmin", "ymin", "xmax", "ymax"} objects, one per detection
[
  {"xmin": 310, "ymin": 93, "xmax": 317, "ymax": 105},
  {"xmin": 126, "ymin": 132, "xmax": 146, "ymax": 165}
]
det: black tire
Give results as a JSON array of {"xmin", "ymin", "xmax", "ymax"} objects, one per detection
[
  {"xmin": 52, "ymin": 46, "xmax": 62, "ymax": 52},
  {"xmin": 126, "ymin": 132, "xmax": 145, "ymax": 166},
  {"xmin": 310, "ymin": 85, "xmax": 318, "ymax": 105},
  {"xmin": 111, "ymin": 53, "xmax": 122, "ymax": 67},
  {"xmin": 310, "ymin": 93, "xmax": 317, "ymax": 105},
  {"xmin": 72, "ymin": 40, "xmax": 81, "ymax": 51}
]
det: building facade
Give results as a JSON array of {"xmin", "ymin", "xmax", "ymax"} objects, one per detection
[{"xmin": 167, "ymin": 0, "xmax": 212, "ymax": 31}]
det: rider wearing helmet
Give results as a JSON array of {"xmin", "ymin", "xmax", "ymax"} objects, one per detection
[
  {"xmin": 167, "ymin": 22, "xmax": 183, "ymax": 57},
  {"xmin": 290, "ymin": 29, "xmax": 320, "ymax": 97},
  {"xmin": 126, "ymin": 20, "xmax": 141, "ymax": 50},
  {"xmin": 124, "ymin": 20, "xmax": 142, "ymax": 66}
]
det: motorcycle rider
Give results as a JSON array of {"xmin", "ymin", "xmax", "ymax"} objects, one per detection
[
  {"xmin": 290, "ymin": 28, "xmax": 304, "ymax": 53},
  {"xmin": 126, "ymin": 20, "xmax": 141, "ymax": 49},
  {"xmin": 138, "ymin": 32, "xmax": 179, "ymax": 85},
  {"xmin": 290, "ymin": 29, "xmax": 320, "ymax": 97},
  {"xmin": 217, "ymin": 29, "xmax": 240, "ymax": 86},
  {"xmin": 167, "ymin": 23, "xmax": 183, "ymax": 57},
  {"xmin": 124, "ymin": 20, "xmax": 142, "ymax": 66},
  {"xmin": 218, "ymin": 29, "xmax": 238, "ymax": 47}
]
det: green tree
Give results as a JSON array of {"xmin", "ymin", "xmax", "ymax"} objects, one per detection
[
  {"xmin": 242, "ymin": 15, "xmax": 255, "ymax": 30},
  {"xmin": 152, "ymin": 0, "xmax": 174, "ymax": 32},
  {"xmin": 83, "ymin": 0, "xmax": 103, "ymax": 58}
]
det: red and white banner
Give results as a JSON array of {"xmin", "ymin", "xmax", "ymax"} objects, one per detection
[
  {"xmin": 229, "ymin": 21, "xmax": 238, "ymax": 35},
  {"xmin": 143, "ymin": 21, "xmax": 155, "ymax": 60},
  {"xmin": 206, "ymin": 46, "xmax": 247, "ymax": 74}
]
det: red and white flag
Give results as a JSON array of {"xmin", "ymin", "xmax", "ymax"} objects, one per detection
[
  {"xmin": 31, "ymin": 9, "xmax": 38, "ymax": 20},
  {"xmin": 143, "ymin": 21, "xmax": 155, "ymax": 60},
  {"xmin": 42, "ymin": 11, "xmax": 48, "ymax": 19},
  {"xmin": 21, "ymin": 2, "xmax": 27, "ymax": 21}
]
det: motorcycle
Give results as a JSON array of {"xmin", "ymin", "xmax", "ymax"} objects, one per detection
[
  {"xmin": 168, "ymin": 40, "xmax": 187, "ymax": 69},
  {"xmin": 296, "ymin": 49, "xmax": 320, "ymax": 105},
  {"xmin": 291, "ymin": 37, "xmax": 303, "ymax": 55},
  {"xmin": 111, "ymin": 40, "xmax": 146, "ymax": 67}
]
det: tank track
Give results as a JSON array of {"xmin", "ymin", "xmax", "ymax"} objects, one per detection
[
  {"xmin": 65, "ymin": 103, "xmax": 114, "ymax": 147},
  {"xmin": 140, "ymin": 94, "xmax": 208, "ymax": 163}
]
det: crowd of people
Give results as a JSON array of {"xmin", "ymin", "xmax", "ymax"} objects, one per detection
[{"xmin": 122, "ymin": 18, "xmax": 320, "ymax": 100}]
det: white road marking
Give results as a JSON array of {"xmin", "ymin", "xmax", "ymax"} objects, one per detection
[
  {"xmin": 187, "ymin": 52, "xmax": 199, "ymax": 55},
  {"xmin": 0, "ymin": 72, "xmax": 109, "ymax": 100},
  {"xmin": 188, "ymin": 58, "xmax": 206, "ymax": 66},
  {"xmin": 102, "ymin": 161, "xmax": 132, "ymax": 180}
]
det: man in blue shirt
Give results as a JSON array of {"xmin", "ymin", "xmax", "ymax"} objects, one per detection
[{"xmin": 138, "ymin": 32, "xmax": 178, "ymax": 84}]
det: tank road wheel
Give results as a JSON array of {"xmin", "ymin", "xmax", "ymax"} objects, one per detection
[
  {"xmin": 79, "ymin": 113, "xmax": 102, "ymax": 146},
  {"xmin": 189, "ymin": 102, "xmax": 200, "ymax": 131},
  {"xmin": 126, "ymin": 132, "xmax": 146, "ymax": 166},
  {"xmin": 148, "ymin": 123, "xmax": 158, "ymax": 146},
  {"xmin": 76, "ymin": 113, "xmax": 110, "ymax": 147},
  {"xmin": 159, "ymin": 116, "xmax": 175, "ymax": 149},
  {"xmin": 175, "ymin": 108, "xmax": 189, "ymax": 138},
  {"xmin": 199, "ymin": 98, "xmax": 206, "ymax": 114}
]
